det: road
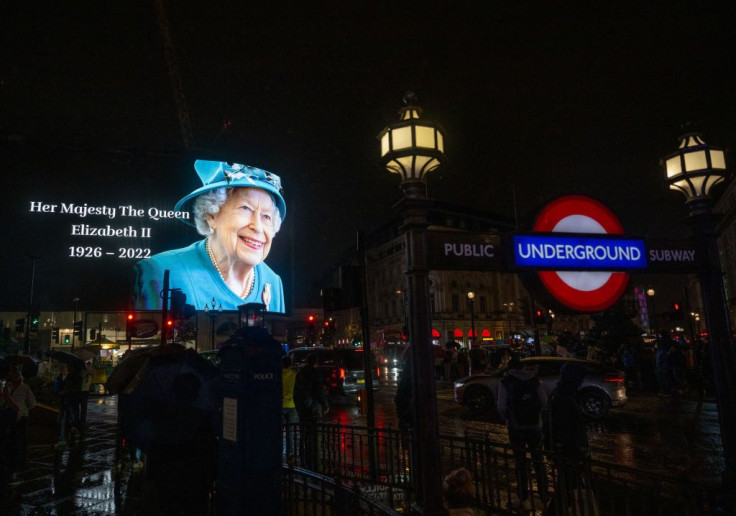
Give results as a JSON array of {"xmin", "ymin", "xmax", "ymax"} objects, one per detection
[{"xmin": 324, "ymin": 367, "xmax": 725, "ymax": 485}]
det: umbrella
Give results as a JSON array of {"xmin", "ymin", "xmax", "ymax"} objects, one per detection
[
  {"xmin": 2, "ymin": 354, "xmax": 39, "ymax": 378},
  {"xmin": 74, "ymin": 345, "xmax": 101, "ymax": 361},
  {"xmin": 116, "ymin": 346, "xmax": 219, "ymax": 452},
  {"xmin": 106, "ymin": 344, "xmax": 184, "ymax": 395},
  {"xmin": 48, "ymin": 349, "xmax": 85, "ymax": 369}
]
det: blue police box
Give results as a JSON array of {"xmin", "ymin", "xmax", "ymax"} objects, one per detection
[{"xmin": 217, "ymin": 303, "xmax": 283, "ymax": 515}]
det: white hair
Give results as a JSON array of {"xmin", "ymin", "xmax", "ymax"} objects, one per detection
[{"xmin": 192, "ymin": 187, "xmax": 282, "ymax": 236}]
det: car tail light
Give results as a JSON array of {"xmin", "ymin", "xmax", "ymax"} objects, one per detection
[
  {"xmin": 375, "ymin": 367, "xmax": 380, "ymax": 378},
  {"xmin": 339, "ymin": 368, "xmax": 345, "ymax": 379},
  {"xmin": 603, "ymin": 376, "xmax": 625, "ymax": 383}
]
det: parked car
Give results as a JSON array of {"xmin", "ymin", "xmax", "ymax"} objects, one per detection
[
  {"xmin": 453, "ymin": 357, "xmax": 627, "ymax": 420},
  {"xmin": 288, "ymin": 347, "xmax": 380, "ymax": 396}
]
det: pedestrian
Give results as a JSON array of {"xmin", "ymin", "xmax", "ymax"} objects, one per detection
[
  {"xmin": 1, "ymin": 370, "xmax": 37, "ymax": 480},
  {"xmin": 496, "ymin": 356, "xmax": 548, "ymax": 510},
  {"xmin": 655, "ymin": 332, "xmax": 673, "ymax": 397},
  {"xmin": 78, "ymin": 361, "xmax": 94, "ymax": 429},
  {"xmin": 547, "ymin": 362, "xmax": 593, "ymax": 514},
  {"xmin": 281, "ymin": 355, "xmax": 299, "ymax": 457},
  {"xmin": 668, "ymin": 341, "xmax": 688, "ymax": 396},
  {"xmin": 442, "ymin": 467, "xmax": 476, "ymax": 516},
  {"xmin": 56, "ymin": 362, "xmax": 82, "ymax": 448},
  {"xmin": 620, "ymin": 342, "xmax": 635, "ymax": 389},
  {"xmin": 552, "ymin": 337, "xmax": 573, "ymax": 358},
  {"xmin": 147, "ymin": 372, "xmax": 217, "ymax": 516},
  {"xmin": 394, "ymin": 349, "xmax": 413, "ymax": 450},
  {"xmin": 294, "ymin": 353, "xmax": 328, "ymax": 468},
  {"xmin": 469, "ymin": 345, "xmax": 487, "ymax": 374}
]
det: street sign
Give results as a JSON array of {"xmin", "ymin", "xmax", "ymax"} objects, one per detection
[
  {"xmin": 426, "ymin": 231, "xmax": 504, "ymax": 271},
  {"xmin": 646, "ymin": 239, "xmax": 699, "ymax": 272},
  {"xmin": 524, "ymin": 195, "xmax": 631, "ymax": 312},
  {"xmin": 131, "ymin": 319, "xmax": 159, "ymax": 338},
  {"xmin": 513, "ymin": 233, "xmax": 647, "ymax": 270}
]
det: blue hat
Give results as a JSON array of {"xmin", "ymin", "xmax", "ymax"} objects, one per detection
[{"xmin": 174, "ymin": 160, "xmax": 286, "ymax": 221}]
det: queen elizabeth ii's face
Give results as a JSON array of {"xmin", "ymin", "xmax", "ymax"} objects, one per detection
[{"xmin": 209, "ymin": 187, "xmax": 276, "ymax": 267}]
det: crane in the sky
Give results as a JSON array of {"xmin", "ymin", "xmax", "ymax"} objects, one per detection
[{"xmin": 155, "ymin": 0, "xmax": 193, "ymax": 152}]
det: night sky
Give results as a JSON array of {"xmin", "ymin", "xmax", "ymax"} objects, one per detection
[{"xmin": 2, "ymin": 1, "xmax": 735, "ymax": 312}]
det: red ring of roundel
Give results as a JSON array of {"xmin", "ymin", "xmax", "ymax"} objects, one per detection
[{"xmin": 533, "ymin": 195, "xmax": 630, "ymax": 313}]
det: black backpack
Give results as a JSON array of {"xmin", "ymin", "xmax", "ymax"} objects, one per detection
[
  {"xmin": 293, "ymin": 368, "xmax": 313, "ymax": 412},
  {"xmin": 504, "ymin": 375, "xmax": 542, "ymax": 426}
]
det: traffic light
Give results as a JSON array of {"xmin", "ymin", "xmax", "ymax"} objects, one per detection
[
  {"xmin": 126, "ymin": 313, "xmax": 135, "ymax": 339},
  {"xmin": 90, "ymin": 328, "xmax": 96, "ymax": 340},
  {"xmin": 64, "ymin": 334, "xmax": 70, "ymax": 344},
  {"xmin": 52, "ymin": 327, "xmax": 60, "ymax": 343},
  {"xmin": 30, "ymin": 315, "xmax": 39, "ymax": 332},
  {"xmin": 170, "ymin": 289, "xmax": 187, "ymax": 319},
  {"xmin": 534, "ymin": 308, "xmax": 546, "ymax": 325},
  {"xmin": 671, "ymin": 301, "xmax": 684, "ymax": 320},
  {"xmin": 73, "ymin": 320, "xmax": 83, "ymax": 337}
]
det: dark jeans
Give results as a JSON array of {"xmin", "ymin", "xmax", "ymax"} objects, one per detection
[
  {"xmin": 508, "ymin": 426, "xmax": 548, "ymax": 502},
  {"xmin": 297, "ymin": 415, "xmax": 321, "ymax": 469},
  {"xmin": 282, "ymin": 407, "xmax": 299, "ymax": 456}
]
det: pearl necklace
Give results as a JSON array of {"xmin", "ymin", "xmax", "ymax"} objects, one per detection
[{"xmin": 206, "ymin": 238, "xmax": 256, "ymax": 299}]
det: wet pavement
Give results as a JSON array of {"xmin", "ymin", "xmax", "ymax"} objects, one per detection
[
  {"xmin": 0, "ymin": 396, "xmax": 148, "ymax": 515},
  {"xmin": 0, "ymin": 374, "xmax": 725, "ymax": 514},
  {"xmin": 328, "ymin": 370, "xmax": 726, "ymax": 486}
]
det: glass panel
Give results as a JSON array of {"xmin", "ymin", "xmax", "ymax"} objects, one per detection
[
  {"xmin": 401, "ymin": 108, "xmax": 420, "ymax": 121},
  {"xmin": 392, "ymin": 126, "xmax": 413, "ymax": 150},
  {"xmin": 397, "ymin": 156, "xmax": 415, "ymax": 177},
  {"xmin": 415, "ymin": 125, "xmax": 435, "ymax": 149},
  {"xmin": 711, "ymin": 150, "xmax": 726, "ymax": 169},
  {"xmin": 666, "ymin": 156, "xmax": 681, "ymax": 177},
  {"xmin": 381, "ymin": 132, "xmax": 389, "ymax": 156},
  {"xmin": 437, "ymin": 132, "xmax": 444, "ymax": 153},
  {"xmin": 684, "ymin": 150, "xmax": 707, "ymax": 171}
]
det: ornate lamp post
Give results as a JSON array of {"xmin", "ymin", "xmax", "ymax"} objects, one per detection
[
  {"xmin": 378, "ymin": 92, "xmax": 446, "ymax": 515},
  {"xmin": 203, "ymin": 298, "xmax": 223, "ymax": 350},
  {"xmin": 662, "ymin": 131, "xmax": 736, "ymax": 480}
]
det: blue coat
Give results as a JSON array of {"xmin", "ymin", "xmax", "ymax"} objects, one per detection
[{"xmin": 133, "ymin": 239, "xmax": 285, "ymax": 313}]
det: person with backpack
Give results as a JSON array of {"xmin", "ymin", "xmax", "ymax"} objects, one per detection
[
  {"xmin": 547, "ymin": 362, "xmax": 596, "ymax": 515},
  {"xmin": 496, "ymin": 356, "xmax": 548, "ymax": 510}
]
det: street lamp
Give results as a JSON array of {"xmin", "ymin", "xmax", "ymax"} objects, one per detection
[
  {"xmin": 24, "ymin": 256, "xmax": 42, "ymax": 355},
  {"xmin": 72, "ymin": 296, "xmax": 80, "ymax": 350},
  {"xmin": 647, "ymin": 288, "xmax": 657, "ymax": 335},
  {"xmin": 203, "ymin": 298, "xmax": 223, "ymax": 350},
  {"xmin": 662, "ymin": 131, "xmax": 736, "ymax": 481},
  {"xmin": 378, "ymin": 92, "xmax": 446, "ymax": 515},
  {"xmin": 467, "ymin": 291, "xmax": 476, "ymax": 348}
]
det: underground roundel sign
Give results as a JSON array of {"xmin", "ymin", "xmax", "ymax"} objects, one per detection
[{"xmin": 529, "ymin": 195, "xmax": 630, "ymax": 312}]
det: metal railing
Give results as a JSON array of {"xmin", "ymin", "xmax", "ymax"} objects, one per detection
[
  {"xmin": 282, "ymin": 466, "xmax": 401, "ymax": 515},
  {"xmin": 284, "ymin": 422, "xmax": 736, "ymax": 515}
]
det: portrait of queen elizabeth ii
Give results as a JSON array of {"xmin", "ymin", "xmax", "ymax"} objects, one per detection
[{"xmin": 133, "ymin": 160, "xmax": 286, "ymax": 313}]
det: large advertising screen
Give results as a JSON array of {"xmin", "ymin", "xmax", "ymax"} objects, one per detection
[{"xmin": 2, "ymin": 146, "xmax": 290, "ymax": 313}]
